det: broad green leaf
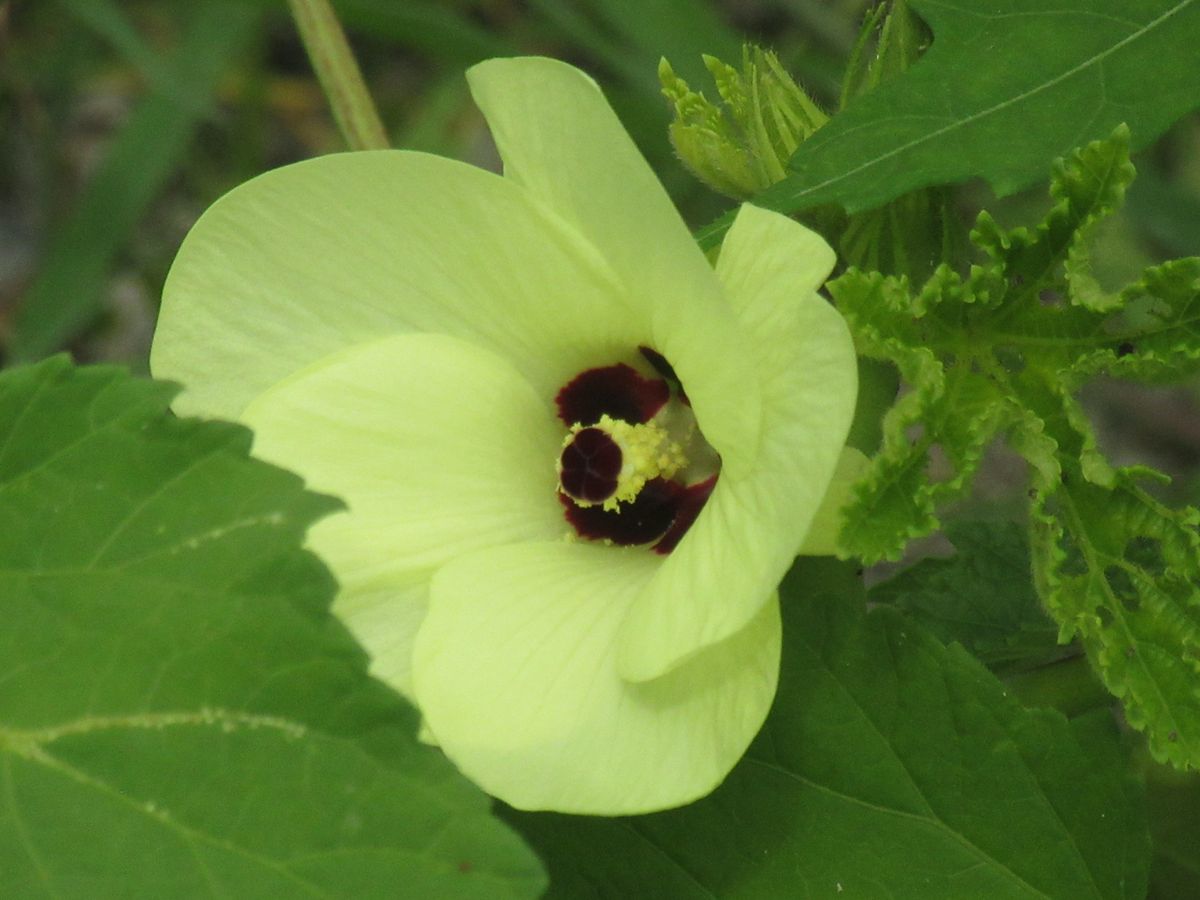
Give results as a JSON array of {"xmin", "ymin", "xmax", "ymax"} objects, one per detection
[
  {"xmin": 697, "ymin": 0, "xmax": 1200, "ymax": 247},
  {"xmin": 870, "ymin": 520, "xmax": 1061, "ymax": 669},
  {"xmin": 8, "ymin": 1, "xmax": 261, "ymax": 363},
  {"xmin": 504, "ymin": 559, "xmax": 1149, "ymax": 900},
  {"xmin": 0, "ymin": 358, "xmax": 546, "ymax": 898}
]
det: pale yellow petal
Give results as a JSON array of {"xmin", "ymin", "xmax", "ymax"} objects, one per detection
[
  {"xmin": 152, "ymin": 150, "xmax": 641, "ymax": 420},
  {"xmin": 619, "ymin": 204, "xmax": 856, "ymax": 680},
  {"xmin": 467, "ymin": 56, "xmax": 763, "ymax": 475},
  {"xmin": 242, "ymin": 333, "xmax": 568, "ymax": 696},
  {"xmin": 412, "ymin": 541, "xmax": 780, "ymax": 814}
]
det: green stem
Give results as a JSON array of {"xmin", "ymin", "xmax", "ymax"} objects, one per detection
[
  {"xmin": 287, "ymin": 0, "xmax": 388, "ymax": 151},
  {"xmin": 1004, "ymin": 653, "xmax": 1113, "ymax": 718}
]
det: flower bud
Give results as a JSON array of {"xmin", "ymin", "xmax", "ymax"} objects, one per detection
[{"xmin": 660, "ymin": 46, "xmax": 827, "ymax": 199}]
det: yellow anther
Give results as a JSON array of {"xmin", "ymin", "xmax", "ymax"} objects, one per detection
[{"xmin": 562, "ymin": 414, "xmax": 686, "ymax": 510}]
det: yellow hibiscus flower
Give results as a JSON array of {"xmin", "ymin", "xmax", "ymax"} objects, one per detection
[{"xmin": 151, "ymin": 57, "xmax": 858, "ymax": 815}]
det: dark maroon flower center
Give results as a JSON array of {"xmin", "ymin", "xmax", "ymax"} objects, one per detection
[
  {"xmin": 553, "ymin": 351, "xmax": 718, "ymax": 553},
  {"xmin": 560, "ymin": 475, "xmax": 716, "ymax": 553},
  {"xmin": 556, "ymin": 362, "xmax": 668, "ymax": 427},
  {"xmin": 558, "ymin": 427, "xmax": 622, "ymax": 504}
]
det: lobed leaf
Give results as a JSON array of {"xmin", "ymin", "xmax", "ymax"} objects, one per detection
[
  {"xmin": 831, "ymin": 266, "xmax": 1021, "ymax": 561},
  {"xmin": 971, "ymin": 122, "xmax": 1136, "ymax": 313},
  {"xmin": 1070, "ymin": 257, "xmax": 1200, "ymax": 383},
  {"xmin": 831, "ymin": 126, "xmax": 1200, "ymax": 769},
  {"xmin": 831, "ymin": 127, "xmax": 1200, "ymax": 557}
]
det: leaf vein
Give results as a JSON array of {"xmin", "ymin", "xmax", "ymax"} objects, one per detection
[
  {"xmin": 1, "ymin": 754, "xmax": 63, "ymax": 899},
  {"xmin": 783, "ymin": 0, "xmax": 1196, "ymax": 205},
  {"xmin": 744, "ymin": 758, "xmax": 1054, "ymax": 899}
]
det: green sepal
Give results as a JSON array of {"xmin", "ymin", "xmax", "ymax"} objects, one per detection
[
  {"xmin": 835, "ymin": 0, "xmax": 950, "ymax": 282},
  {"xmin": 838, "ymin": 183, "xmax": 958, "ymax": 283},
  {"xmin": 659, "ymin": 45, "xmax": 826, "ymax": 200}
]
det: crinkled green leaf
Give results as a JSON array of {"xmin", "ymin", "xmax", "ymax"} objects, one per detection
[
  {"xmin": 1031, "ymin": 475, "xmax": 1200, "ymax": 771},
  {"xmin": 971, "ymin": 122, "xmax": 1136, "ymax": 313},
  {"xmin": 831, "ymin": 127, "xmax": 1200, "ymax": 771},
  {"xmin": 1072, "ymin": 257, "xmax": 1200, "ymax": 382},
  {"xmin": 831, "ymin": 265, "xmax": 1023, "ymax": 561},
  {"xmin": 503, "ymin": 559, "xmax": 1148, "ymax": 900},
  {"xmin": 0, "ymin": 358, "xmax": 546, "ymax": 898},
  {"xmin": 830, "ymin": 127, "xmax": 1200, "ymax": 561},
  {"xmin": 697, "ymin": 0, "xmax": 1200, "ymax": 248},
  {"xmin": 870, "ymin": 520, "xmax": 1061, "ymax": 669}
]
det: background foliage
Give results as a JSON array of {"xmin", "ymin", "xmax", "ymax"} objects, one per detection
[
  {"xmin": 0, "ymin": 359, "xmax": 545, "ymax": 898},
  {"xmin": 2, "ymin": 1, "xmax": 1200, "ymax": 897}
]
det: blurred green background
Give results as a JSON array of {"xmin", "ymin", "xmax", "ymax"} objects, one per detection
[
  {"xmin": 2, "ymin": 0, "xmax": 1198, "ymax": 492},
  {"xmin": 0, "ymin": 0, "xmax": 856, "ymax": 366}
]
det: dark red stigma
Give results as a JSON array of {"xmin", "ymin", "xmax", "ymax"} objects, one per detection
[
  {"xmin": 556, "ymin": 363, "xmax": 669, "ymax": 426},
  {"xmin": 558, "ymin": 428, "xmax": 622, "ymax": 503}
]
